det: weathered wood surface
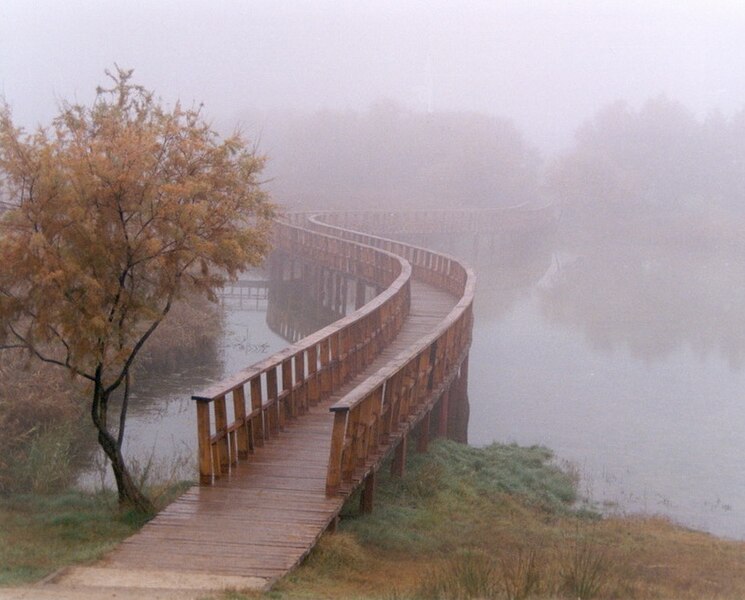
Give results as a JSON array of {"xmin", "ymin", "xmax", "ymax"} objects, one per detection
[
  {"xmin": 96, "ymin": 280, "xmax": 456, "ymax": 587},
  {"xmin": 192, "ymin": 221, "xmax": 413, "ymax": 485}
]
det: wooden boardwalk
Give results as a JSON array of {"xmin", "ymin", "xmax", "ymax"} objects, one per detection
[{"xmin": 54, "ymin": 280, "xmax": 456, "ymax": 593}]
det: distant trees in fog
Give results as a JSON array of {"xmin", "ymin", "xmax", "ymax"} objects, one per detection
[
  {"xmin": 548, "ymin": 96, "xmax": 745, "ymax": 229},
  {"xmin": 247, "ymin": 95, "xmax": 745, "ymax": 228},
  {"xmin": 249, "ymin": 102, "xmax": 541, "ymax": 210}
]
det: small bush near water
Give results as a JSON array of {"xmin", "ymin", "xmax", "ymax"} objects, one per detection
[
  {"xmin": 136, "ymin": 291, "xmax": 223, "ymax": 374},
  {"xmin": 0, "ymin": 293, "xmax": 222, "ymax": 496},
  {"xmin": 0, "ymin": 349, "xmax": 85, "ymax": 495},
  {"xmin": 417, "ymin": 549, "xmax": 500, "ymax": 599}
]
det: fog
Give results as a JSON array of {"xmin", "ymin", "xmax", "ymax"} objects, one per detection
[
  {"xmin": 6, "ymin": 0, "xmax": 745, "ymax": 539},
  {"xmin": 3, "ymin": 1, "xmax": 745, "ymax": 154}
]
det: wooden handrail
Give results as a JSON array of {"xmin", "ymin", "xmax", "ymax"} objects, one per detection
[
  {"xmin": 288, "ymin": 204, "xmax": 557, "ymax": 235},
  {"xmin": 302, "ymin": 214, "xmax": 476, "ymax": 497},
  {"xmin": 192, "ymin": 219, "xmax": 412, "ymax": 484}
]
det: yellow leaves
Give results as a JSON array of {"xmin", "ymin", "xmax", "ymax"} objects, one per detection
[
  {"xmin": 89, "ymin": 316, "xmax": 108, "ymax": 337},
  {"xmin": 141, "ymin": 237, "xmax": 162, "ymax": 257},
  {"xmin": 28, "ymin": 232, "xmax": 46, "ymax": 253},
  {"xmin": 0, "ymin": 67, "xmax": 275, "ymax": 385}
]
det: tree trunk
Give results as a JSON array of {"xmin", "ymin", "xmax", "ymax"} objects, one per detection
[
  {"xmin": 96, "ymin": 426, "xmax": 155, "ymax": 513},
  {"xmin": 91, "ymin": 374, "xmax": 155, "ymax": 514}
]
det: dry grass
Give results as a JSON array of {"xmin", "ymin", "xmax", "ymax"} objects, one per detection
[
  {"xmin": 136, "ymin": 291, "xmax": 223, "ymax": 374},
  {"xmin": 0, "ymin": 292, "xmax": 221, "ymax": 495},
  {"xmin": 213, "ymin": 440, "xmax": 745, "ymax": 600},
  {"xmin": 0, "ymin": 349, "xmax": 85, "ymax": 494}
]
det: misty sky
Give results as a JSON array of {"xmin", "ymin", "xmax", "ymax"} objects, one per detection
[{"xmin": 2, "ymin": 0, "xmax": 745, "ymax": 151}]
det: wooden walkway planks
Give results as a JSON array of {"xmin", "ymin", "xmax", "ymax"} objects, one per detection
[{"xmin": 57, "ymin": 280, "xmax": 457, "ymax": 592}]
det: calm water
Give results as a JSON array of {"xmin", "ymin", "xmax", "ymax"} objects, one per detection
[
  {"xmin": 79, "ymin": 305, "xmax": 290, "ymax": 488},
  {"xmin": 460, "ymin": 233, "xmax": 745, "ymax": 539},
  {"xmin": 84, "ymin": 234, "xmax": 745, "ymax": 540}
]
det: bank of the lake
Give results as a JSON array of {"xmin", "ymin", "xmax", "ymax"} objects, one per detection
[
  {"xmin": 5, "ymin": 440, "xmax": 745, "ymax": 599},
  {"xmin": 404, "ymin": 226, "xmax": 745, "ymax": 541},
  {"xmin": 0, "ymin": 484, "xmax": 188, "ymax": 587}
]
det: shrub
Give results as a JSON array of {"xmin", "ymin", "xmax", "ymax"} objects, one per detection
[
  {"xmin": 135, "ymin": 291, "xmax": 223, "ymax": 374},
  {"xmin": 499, "ymin": 546, "xmax": 541, "ymax": 599},
  {"xmin": 0, "ymin": 350, "xmax": 84, "ymax": 494},
  {"xmin": 558, "ymin": 533, "xmax": 608, "ymax": 600},
  {"xmin": 418, "ymin": 549, "xmax": 499, "ymax": 599},
  {"xmin": 0, "ymin": 293, "xmax": 220, "ymax": 494}
]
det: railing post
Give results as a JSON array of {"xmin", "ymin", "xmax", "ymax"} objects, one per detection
[
  {"xmin": 196, "ymin": 400, "xmax": 212, "ymax": 485},
  {"xmin": 281, "ymin": 356, "xmax": 294, "ymax": 419},
  {"xmin": 307, "ymin": 345, "xmax": 320, "ymax": 405},
  {"xmin": 294, "ymin": 352, "xmax": 307, "ymax": 413},
  {"xmin": 320, "ymin": 338, "xmax": 332, "ymax": 397},
  {"xmin": 266, "ymin": 367, "xmax": 280, "ymax": 434},
  {"xmin": 330, "ymin": 332, "xmax": 341, "ymax": 388},
  {"xmin": 214, "ymin": 394, "xmax": 229, "ymax": 474},
  {"xmin": 250, "ymin": 376, "xmax": 264, "ymax": 447},
  {"xmin": 326, "ymin": 409, "xmax": 348, "ymax": 496},
  {"xmin": 233, "ymin": 385, "xmax": 250, "ymax": 459}
]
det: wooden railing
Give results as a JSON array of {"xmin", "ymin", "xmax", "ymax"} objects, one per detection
[
  {"xmin": 300, "ymin": 214, "xmax": 475, "ymax": 497},
  {"xmin": 192, "ymin": 220, "xmax": 411, "ymax": 484},
  {"xmin": 313, "ymin": 204, "xmax": 557, "ymax": 235}
]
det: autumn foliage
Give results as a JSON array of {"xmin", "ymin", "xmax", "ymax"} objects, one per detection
[{"xmin": 0, "ymin": 68, "xmax": 274, "ymax": 509}]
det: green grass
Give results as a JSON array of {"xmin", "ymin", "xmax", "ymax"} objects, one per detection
[
  {"xmin": 8, "ymin": 440, "xmax": 745, "ymax": 599},
  {"xmin": 340, "ymin": 440, "xmax": 586, "ymax": 555},
  {"xmin": 218, "ymin": 438, "xmax": 745, "ymax": 600},
  {"xmin": 0, "ymin": 483, "xmax": 190, "ymax": 586}
]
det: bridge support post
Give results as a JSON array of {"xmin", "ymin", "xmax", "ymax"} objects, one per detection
[
  {"xmin": 360, "ymin": 470, "xmax": 376, "ymax": 514},
  {"xmin": 438, "ymin": 388, "xmax": 450, "ymax": 438},
  {"xmin": 391, "ymin": 435, "xmax": 407, "ymax": 477},
  {"xmin": 448, "ymin": 353, "xmax": 470, "ymax": 444},
  {"xmin": 340, "ymin": 275, "xmax": 348, "ymax": 314},
  {"xmin": 417, "ymin": 412, "xmax": 431, "ymax": 453},
  {"xmin": 196, "ymin": 400, "xmax": 212, "ymax": 485},
  {"xmin": 355, "ymin": 279, "xmax": 366, "ymax": 310}
]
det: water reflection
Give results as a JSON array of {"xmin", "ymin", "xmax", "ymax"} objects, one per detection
[
  {"xmin": 265, "ymin": 249, "xmax": 360, "ymax": 342},
  {"xmin": 540, "ymin": 243, "xmax": 745, "ymax": 369},
  {"xmin": 437, "ymin": 231, "xmax": 745, "ymax": 540}
]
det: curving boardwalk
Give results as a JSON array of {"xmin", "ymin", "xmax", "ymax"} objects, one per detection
[
  {"xmin": 85, "ymin": 281, "xmax": 455, "ymax": 587},
  {"xmin": 47, "ymin": 213, "xmax": 478, "ymax": 596}
]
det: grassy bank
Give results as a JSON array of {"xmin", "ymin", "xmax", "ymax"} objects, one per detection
[
  {"xmin": 4, "ymin": 440, "xmax": 745, "ymax": 598},
  {"xmin": 0, "ymin": 484, "xmax": 189, "ymax": 586},
  {"xmin": 0, "ymin": 491, "xmax": 148, "ymax": 586},
  {"xmin": 219, "ymin": 439, "xmax": 745, "ymax": 600}
]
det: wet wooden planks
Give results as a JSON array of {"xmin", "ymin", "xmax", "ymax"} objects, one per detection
[{"xmin": 95, "ymin": 280, "xmax": 457, "ymax": 587}]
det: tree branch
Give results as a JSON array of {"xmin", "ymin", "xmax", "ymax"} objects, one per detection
[
  {"xmin": 6, "ymin": 324, "xmax": 96, "ymax": 382},
  {"xmin": 103, "ymin": 289, "xmax": 175, "ymax": 396}
]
